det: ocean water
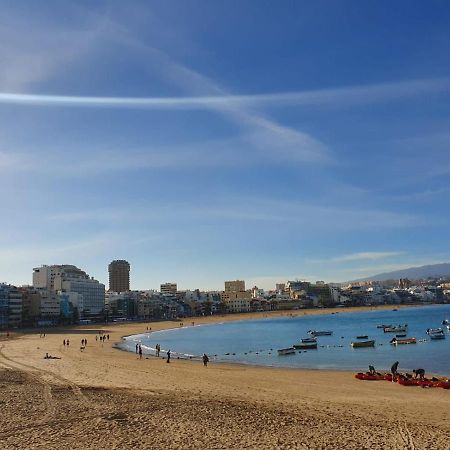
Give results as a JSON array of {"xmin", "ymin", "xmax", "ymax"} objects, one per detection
[{"xmin": 119, "ymin": 305, "xmax": 450, "ymax": 375}]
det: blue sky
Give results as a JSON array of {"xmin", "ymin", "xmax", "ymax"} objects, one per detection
[{"xmin": 1, "ymin": 1, "xmax": 450, "ymax": 290}]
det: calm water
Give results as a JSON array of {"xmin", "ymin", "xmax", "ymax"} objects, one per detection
[{"xmin": 119, "ymin": 305, "xmax": 450, "ymax": 375}]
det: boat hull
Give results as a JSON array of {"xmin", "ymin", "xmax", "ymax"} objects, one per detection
[{"xmin": 351, "ymin": 340, "xmax": 375, "ymax": 348}]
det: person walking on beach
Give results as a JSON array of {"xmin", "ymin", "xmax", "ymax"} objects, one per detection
[
  {"xmin": 139, "ymin": 345, "xmax": 143, "ymax": 359},
  {"xmin": 391, "ymin": 361, "xmax": 399, "ymax": 382},
  {"xmin": 63, "ymin": 339, "xmax": 66, "ymax": 347},
  {"xmin": 166, "ymin": 349, "xmax": 171, "ymax": 363},
  {"xmin": 107, "ymin": 334, "xmax": 109, "ymax": 340},
  {"xmin": 96, "ymin": 335, "xmax": 98, "ymax": 341},
  {"xmin": 156, "ymin": 344, "xmax": 160, "ymax": 357},
  {"xmin": 203, "ymin": 353, "xmax": 209, "ymax": 367},
  {"xmin": 136, "ymin": 343, "xmax": 139, "ymax": 354},
  {"xmin": 67, "ymin": 339, "xmax": 70, "ymax": 347}
]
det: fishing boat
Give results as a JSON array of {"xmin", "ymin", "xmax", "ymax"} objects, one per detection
[
  {"xmin": 383, "ymin": 324, "xmax": 408, "ymax": 333},
  {"xmin": 390, "ymin": 337, "xmax": 416, "ymax": 345},
  {"xmin": 308, "ymin": 330, "xmax": 333, "ymax": 336},
  {"xmin": 351, "ymin": 340, "xmax": 375, "ymax": 348},
  {"xmin": 395, "ymin": 333, "xmax": 407, "ymax": 338},
  {"xmin": 301, "ymin": 337, "xmax": 317, "ymax": 343},
  {"xmin": 293, "ymin": 342, "xmax": 318, "ymax": 350},
  {"xmin": 277, "ymin": 347, "xmax": 296, "ymax": 355},
  {"xmin": 356, "ymin": 335, "xmax": 369, "ymax": 339}
]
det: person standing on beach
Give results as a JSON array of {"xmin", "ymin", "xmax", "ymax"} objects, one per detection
[
  {"xmin": 203, "ymin": 353, "xmax": 209, "ymax": 367},
  {"xmin": 391, "ymin": 361, "xmax": 399, "ymax": 381},
  {"xmin": 139, "ymin": 345, "xmax": 143, "ymax": 359},
  {"xmin": 67, "ymin": 339, "xmax": 70, "ymax": 347},
  {"xmin": 135, "ymin": 343, "xmax": 138, "ymax": 354},
  {"xmin": 63, "ymin": 339, "xmax": 66, "ymax": 347},
  {"xmin": 166, "ymin": 349, "xmax": 171, "ymax": 363}
]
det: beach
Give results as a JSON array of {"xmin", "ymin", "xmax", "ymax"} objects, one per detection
[{"xmin": 1, "ymin": 306, "xmax": 449, "ymax": 449}]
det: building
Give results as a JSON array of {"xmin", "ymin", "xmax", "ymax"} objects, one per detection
[
  {"xmin": 33, "ymin": 265, "xmax": 105, "ymax": 319},
  {"xmin": 160, "ymin": 283, "xmax": 177, "ymax": 296},
  {"xmin": 108, "ymin": 260, "xmax": 130, "ymax": 293},
  {"xmin": 0, "ymin": 284, "xmax": 22, "ymax": 329},
  {"xmin": 224, "ymin": 280, "xmax": 245, "ymax": 293}
]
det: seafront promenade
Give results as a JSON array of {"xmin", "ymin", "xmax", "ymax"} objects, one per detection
[{"xmin": 1, "ymin": 306, "xmax": 449, "ymax": 449}]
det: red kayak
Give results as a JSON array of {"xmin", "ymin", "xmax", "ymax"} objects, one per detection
[
  {"xmin": 436, "ymin": 381, "xmax": 450, "ymax": 389},
  {"xmin": 354, "ymin": 372, "xmax": 384, "ymax": 381}
]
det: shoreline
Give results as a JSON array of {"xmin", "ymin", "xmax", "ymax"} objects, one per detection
[{"xmin": 1, "ymin": 302, "xmax": 450, "ymax": 449}]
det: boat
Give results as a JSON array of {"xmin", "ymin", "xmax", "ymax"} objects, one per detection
[
  {"xmin": 395, "ymin": 334, "xmax": 407, "ymax": 338},
  {"xmin": 377, "ymin": 324, "xmax": 392, "ymax": 329},
  {"xmin": 293, "ymin": 342, "xmax": 318, "ymax": 350},
  {"xmin": 354, "ymin": 372, "xmax": 384, "ymax": 381},
  {"xmin": 442, "ymin": 319, "xmax": 449, "ymax": 325},
  {"xmin": 390, "ymin": 337, "xmax": 416, "ymax": 345},
  {"xmin": 308, "ymin": 330, "xmax": 333, "ymax": 336},
  {"xmin": 383, "ymin": 324, "xmax": 408, "ymax": 333},
  {"xmin": 427, "ymin": 328, "xmax": 444, "ymax": 335},
  {"xmin": 301, "ymin": 337, "xmax": 317, "ymax": 343},
  {"xmin": 430, "ymin": 332, "xmax": 445, "ymax": 340},
  {"xmin": 277, "ymin": 347, "xmax": 296, "ymax": 355},
  {"xmin": 351, "ymin": 340, "xmax": 375, "ymax": 348},
  {"xmin": 356, "ymin": 335, "xmax": 369, "ymax": 339}
]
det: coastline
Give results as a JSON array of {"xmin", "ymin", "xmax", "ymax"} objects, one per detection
[{"xmin": 1, "ymin": 303, "xmax": 449, "ymax": 449}]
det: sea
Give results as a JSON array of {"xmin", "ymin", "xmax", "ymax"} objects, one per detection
[{"xmin": 119, "ymin": 304, "xmax": 450, "ymax": 375}]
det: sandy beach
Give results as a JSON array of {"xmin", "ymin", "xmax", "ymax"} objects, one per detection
[{"xmin": 1, "ymin": 306, "xmax": 449, "ymax": 449}]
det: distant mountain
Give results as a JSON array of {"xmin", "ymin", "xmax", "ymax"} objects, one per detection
[{"xmin": 352, "ymin": 263, "xmax": 450, "ymax": 282}]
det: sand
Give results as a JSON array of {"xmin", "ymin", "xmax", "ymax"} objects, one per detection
[{"xmin": 1, "ymin": 306, "xmax": 449, "ymax": 449}]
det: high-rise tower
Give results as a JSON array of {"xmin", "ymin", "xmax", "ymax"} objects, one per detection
[{"xmin": 108, "ymin": 260, "xmax": 130, "ymax": 293}]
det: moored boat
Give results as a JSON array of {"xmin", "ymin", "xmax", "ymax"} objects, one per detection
[
  {"xmin": 356, "ymin": 335, "xmax": 369, "ymax": 339},
  {"xmin": 351, "ymin": 340, "xmax": 375, "ymax": 348},
  {"xmin": 308, "ymin": 330, "xmax": 333, "ymax": 336},
  {"xmin": 277, "ymin": 347, "xmax": 296, "ymax": 355},
  {"xmin": 427, "ymin": 328, "xmax": 444, "ymax": 335},
  {"xmin": 383, "ymin": 324, "xmax": 408, "ymax": 333},
  {"xmin": 430, "ymin": 332, "xmax": 445, "ymax": 340},
  {"xmin": 390, "ymin": 337, "xmax": 416, "ymax": 345},
  {"xmin": 301, "ymin": 337, "xmax": 317, "ymax": 343},
  {"xmin": 293, "ymin": 342, "xmax": 318, "ymax": 350},
  {"xmin": 395, "ymin": 333, "xmax": 407, "ymax": 338}
]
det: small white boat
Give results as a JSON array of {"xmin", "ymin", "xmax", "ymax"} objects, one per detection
[
  {"xmin": 293, "ymin": 342, "xmax": 318, "ymax": 350},
  {"xmin": 308, "ymin": 330, "xmax": 333, "ymax": 336},
  {"xmin": 430, "ymin": 333, "xmax": 445, "ymax": 340},
  {"xmin": 427, "ymin": 328, "xmax": 444, "ymax": 335},
  {"xmin": 383, "ymin": 324, "xmax": 408, "ymax": 333},
  {"xmin": 277, "ymin": 347, "xmax": 296, "ymax": 355}
]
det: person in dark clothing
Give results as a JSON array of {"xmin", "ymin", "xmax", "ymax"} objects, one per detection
[
  {"xmin": 368, "ymin": 365, "xmax": 376, "ymax": 375},
  {"xmin": 166, "ymin": 350, "xmax": 171, "ymax": 363},
  {"xmin": 136, "ymin": 343, "xmax": 139, "ymax": 354},
  {"xmin": 391, "ymin": 361, "xmax": 399, "ymax": 382},
  {"xmin": 203, "ymin": 353, "xmax": 209, "ymax": 367},
  {"xmin": 413, "ymin": 368, "xmax": 425, "ymax": 380},
  {"xmin": 138, "ymin": 345, "xmax": 143, "ymax": 359}
]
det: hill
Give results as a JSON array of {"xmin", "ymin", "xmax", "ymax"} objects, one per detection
[{"xmin": 352, "ymin": 262, "xmax": 450, "ymax": 282}]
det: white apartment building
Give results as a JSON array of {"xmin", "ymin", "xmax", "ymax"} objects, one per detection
[{"xmin": 33, "ymin": 265, "xmax": 104, "ymax": 318}]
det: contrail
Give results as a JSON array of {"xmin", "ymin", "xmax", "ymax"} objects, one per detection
[{"xmin": 0, "ymin": 77, "xmax": 448, "ymax": 109}]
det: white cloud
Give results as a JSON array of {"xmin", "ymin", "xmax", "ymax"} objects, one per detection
[{"xmin": 331, "ymin": 251, "xmax": 404, "ymax": 263}]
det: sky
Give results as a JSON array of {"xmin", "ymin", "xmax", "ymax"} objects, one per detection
[{"xmin": 1, "ymin": 1, "xmax": 450, "ymax": 290}]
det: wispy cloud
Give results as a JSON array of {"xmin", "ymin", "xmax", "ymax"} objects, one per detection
[
  {"xmin": 331, "ymin": 251, "xmax": 404, "ymax": 263},
  {"xmin": 1, "ymin": 77, "xmax": 449, "ymax": 109}
]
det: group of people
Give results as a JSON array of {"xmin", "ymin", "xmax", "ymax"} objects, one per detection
[
  {"xmin": 95, "ymin": 334, "xmax": 109, "ymax": 342},
  {"xmin": 62, "ymin": 339, "xmax": 70, "ymax": 347},
  {"xmin": 368, "ymin": 361, "xmax": 426, "ymax": 380}
]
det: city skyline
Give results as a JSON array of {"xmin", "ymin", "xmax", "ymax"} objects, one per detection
[{"xmin": 1, "ymin": 1, "xmax": 450, "ymax": 290}]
